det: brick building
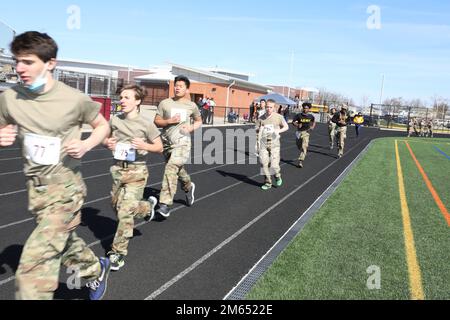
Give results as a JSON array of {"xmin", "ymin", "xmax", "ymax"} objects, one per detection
[{"xmin": 136, "ymin": 63, "xmax": 272, "ymax": 117}]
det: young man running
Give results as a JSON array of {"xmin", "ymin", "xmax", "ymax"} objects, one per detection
[
  {"xmin": 255, "ymin": 99, "xmax": 289, "ymax": 190},
  {"xmin": 0, "ymin": 31, "xmax": 111, "ymax": 300},
  {"xmin": 104, "ymin": 85, "xmax": 163, "ymax": 271},
  {"xmin": 154, "ymin": 76, "xmax": 202, "ymax": 218},
  {"xmin": 292, "ymin": 102, "xmax": 316, "ymax": 168}
]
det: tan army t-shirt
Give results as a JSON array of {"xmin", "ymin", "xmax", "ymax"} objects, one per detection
[
  {"xmin": 156, "ymin": 98, "xmax": 201, "ymax": 144},
  {"xmin": 110, "ymin": 113, "xmax": 161, "ymax": 162},
  {"xmin": 255, "ymin": 112, "xmax": 286, "ymax": 140},
  {"xmin": 0, "ymin": 81, "xmax": 101, "ymax": 177}
]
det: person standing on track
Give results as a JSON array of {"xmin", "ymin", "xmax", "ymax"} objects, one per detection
[
  {"xmin": 292, "ymin": 102, "xmax": 316, "ymax": 168},
  {"xmin": 255, "ymin": 99, "xmax": 289, "ymax": 190},
  {"xmin": 103, "ymin": 85, "xmax": 163, "ymax": 271},
  {"xmin": 154, "ymin": 76, "xmax": 202, "ymax": 218},
  {"xmin": 0, "ymin": 31, "xmax": 111, "ymax": 300}
]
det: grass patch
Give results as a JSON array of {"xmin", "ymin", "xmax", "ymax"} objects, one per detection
[{"xmin": 247, "ymin": 138, "xmax": 450, "ymax": 300}]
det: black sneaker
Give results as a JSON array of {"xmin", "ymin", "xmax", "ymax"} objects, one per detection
[
  {"xmin": 144, "ymin": 196, "xmax": 158, "ymax": 222},
  {"xmin": 157, "ymin": 204, "xmax": 171, "ymax": 218},
  {"xmin": 185, "ymin": 182, "xmax": 196, "ymax": 207},
  {"xmin": 107, "ymin": 252, "xmax": 125, "ymax": 271}
]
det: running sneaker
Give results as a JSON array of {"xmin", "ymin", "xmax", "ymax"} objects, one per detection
[
  {"xmin": 144, "ymin": 196, "xmax": 158, "ymax": 222},
  {"xmin": 185, "ymin": 182, "xmax": 196, "ymax": 207},
  {"xmin": 87, "ymin": 257, "xmax": 111, "ymax": 300}
]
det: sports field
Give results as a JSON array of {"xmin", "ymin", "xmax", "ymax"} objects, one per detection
[{"xmin": 247, "ymin": 137, "xmax": 450, "ymax": 300}]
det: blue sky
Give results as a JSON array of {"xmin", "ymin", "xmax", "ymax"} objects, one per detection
[{"xmin": 1, "ymin": 0, "xmax": 449, "ymax": 105}]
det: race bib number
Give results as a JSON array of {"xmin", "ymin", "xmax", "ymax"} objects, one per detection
[
  {"xmin": 171, "ymin": 108, "xmax": 188, "ymax": 122},
  {"xmin": 24, "ymin": 133, "xmax": 61, "ymax": 165},
  {"xmin": 114, "ymin": 143, "xmax": 136, "ymax": 162},
  {"xmin": 263, "ymin": 124, "xmax": 275, "ymax": 134}
]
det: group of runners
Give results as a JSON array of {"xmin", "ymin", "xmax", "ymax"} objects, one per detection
[{"xmin": 0, "ymin": 31, "xmax": 356, "ymax": 300}]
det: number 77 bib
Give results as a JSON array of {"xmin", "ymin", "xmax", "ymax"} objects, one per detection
[{"xmin": 24, "ymin": 133, "xmax": 61, "ymax": 165}]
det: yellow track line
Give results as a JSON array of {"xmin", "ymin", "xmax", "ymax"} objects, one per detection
[{"xmin": 395, "ymin": 140, "xmax": 425, "ymax": 300}]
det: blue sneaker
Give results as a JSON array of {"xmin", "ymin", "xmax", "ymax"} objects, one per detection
[{"xmin": 87, "ymin": 257, "xmax": 111, "ymax": 300}]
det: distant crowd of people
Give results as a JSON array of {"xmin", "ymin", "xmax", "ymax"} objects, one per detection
[
  {"xmin": 408, "ymin": 118, "xmax": 434, "ymax": 138},
  {"xmin": 197, "ymin": 97, "xmax": 216, "ymax": 125}
]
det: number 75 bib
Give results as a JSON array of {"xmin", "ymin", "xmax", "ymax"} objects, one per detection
[
  {"xmin": 114, "ymin": 143, "xmax": 136, "ymax": 162},
  {"xmin": 24, "ymin": 133, "xmax": 61, "ymax": 165}
]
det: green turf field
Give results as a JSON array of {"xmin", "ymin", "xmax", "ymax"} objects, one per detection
[{"xmin": 247, "ymin": 137, "xmax": 450, "ymax": 300}]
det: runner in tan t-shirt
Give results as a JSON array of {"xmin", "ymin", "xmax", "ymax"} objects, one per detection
[
  {"xmin": 154, "ymin": 76, "xmax": 202, "ymax": 218},
  {"xmin": 103, "ymin": 85, "xmax": 163, "ymax": 271},
  {"xmin": 0, "ymin": 31, "xmax": 111, "ymax": 300},
  {"xmin": 255, "ymin": 99, "xmax": 289, "ymax": 190}
]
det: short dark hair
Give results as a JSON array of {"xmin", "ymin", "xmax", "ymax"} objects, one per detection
[
  {"xmin": 302, "ymin": 102, "xmax": 312, "ymax": 109},
  {"xmin": 11, "ymin": 31, "xmax": 58, "ymax": 62},
  {"xmin": 267, "ymin": 99, "xmax": 276, "ymax": 105},
  {"xmin": 174, "ymin": 75, "xmax": 191, "ymax": 89},
  {"xmin": 120, "ymin": 84, "xmax": 146, "ymax": 106}
]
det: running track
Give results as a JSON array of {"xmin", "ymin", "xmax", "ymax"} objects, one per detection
[{"xmin": 0, "ymin": 124, "xmax": 403, "ymax": 300}]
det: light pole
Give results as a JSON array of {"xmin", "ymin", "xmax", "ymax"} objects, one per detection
[
  {"xmin": 0, "ymin": 19, "xmax": 16, "ymax": 56},
  {"xmin": 0, "ymin": 19, "xmax": 16, "ymax": 38},
  {"xmin": 287, "ymin": 51, "xmax": 294, "ymax": 99},
  {"xmin": 379, "ymin": 74, "xmax": 385, "ymax": 105}
]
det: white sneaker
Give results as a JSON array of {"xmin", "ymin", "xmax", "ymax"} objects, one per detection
[
  {"xmin": 145, "ymin": 196, "xmax": 158, "ymax": 221},
  {"xmin": 185, "ymin": 182, "xmax": 196, "ymax": 207}
]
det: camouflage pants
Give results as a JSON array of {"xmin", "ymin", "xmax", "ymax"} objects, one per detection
[
  {"xmin": 259, "ymin": 139, "xmax": 281, "ymax": 185},
  {"xmin": 110, "ymin": 164, "xmax": 153, "ymax": 256},
  {"xmin": 296, "ymin": 131, "xmax": 311, "ymax": 162},
  {"xmin": 328, "ymin": 123, "xmax": 336, "ymax": 146},
  {"xmin": 159, "ymin": 141, "xmax": 192, "ymax": 206},
  {"xmin": 336, "ymin": 126, "xmax": 347, "ymax": 157},
  {"xmin": 16, "ymin": 172, "xmax": 101, "ymax": 300}
]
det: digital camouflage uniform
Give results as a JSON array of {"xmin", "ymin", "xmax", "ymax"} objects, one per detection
[
  {"xmin": 0, "ymin": 82, "xmax": 103, "ymax": 300},
  {"xmin": 327, "ymin": 113, "xmax": 337, "ymax": 147},
  {"xmin": 157, "ymin": 98, "xmax": 201, "ymax": 206},
  {"xmin": 255, "ymin": 113, "xmax": 286, "ymax": 185},
  {"xmin": 109, "ymin": 114, "xmax": 160, "ymax": 256},
  {"xmin": 332, "ymin": 111, "xmax": 351, "ymax": 157}
]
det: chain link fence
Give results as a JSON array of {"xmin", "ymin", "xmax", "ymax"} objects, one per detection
[{"xmin": 367, "ymin": 104, "xmax": 450, "ymax": 134}]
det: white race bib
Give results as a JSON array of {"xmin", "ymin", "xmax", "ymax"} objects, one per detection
[
  {"xmin": 171, "ymin": 108, "xmax": 188, "ymax": 123},
  {"xmin": 114, "ymin": 143, "xmax": 136, "ymax": 162},
  {"xmin": 24, "ymin": 133, "xmax": 61, "ymax": 165},
  {"xmin": 263, "ymin": 124, "xmax": 275, "ymax": 134}
]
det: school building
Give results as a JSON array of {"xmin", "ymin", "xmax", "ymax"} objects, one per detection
[
  {"xmin": 135, "ymin": 63, "xmax": 272, "ymax": 118},
  {"xmin": 0, "ymin": 54, "xmax": 272, "ymax": 119}
]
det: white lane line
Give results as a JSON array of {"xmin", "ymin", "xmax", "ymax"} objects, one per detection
[
  {"xmin": 145, "ymin": 138, "xmax": 370, "ymax": 300},
  {"xmin": 0, "ymin": 217, "xmax": 34, "ymax": 231},
  {"xmin": 224, "ymin": 139, "xmax": 372, "ymax": 300},
  {"xmin": 0, "ymin": 144, "xmax": 295, "ymax": 229},
  {"xmin": 0, "ymin": 161, "xmax": 273, "ymax": 287},
  {"xmin": 0, "ymin": 171, "xmax": 23, "ymax": 177},
  {"xmin": 0, "ymin": 145, "xmax": 299, "ymax": 286}
]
